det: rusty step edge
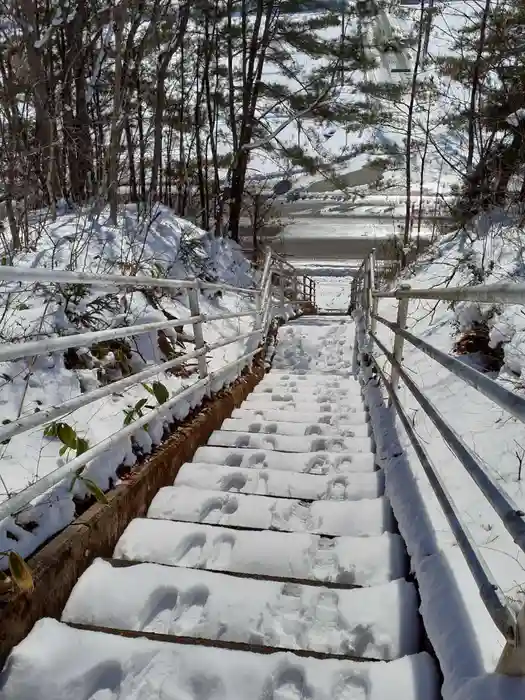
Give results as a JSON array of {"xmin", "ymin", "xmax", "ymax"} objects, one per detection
[
  {"xmin": 146, "ymin": 515, "xmax": 392, "ymax": 539},
  {"xmin": 104, "ymin": 557, "xmax": 363, "ymax": 590},
  {"xmin": 65, "ymin": 621, "xmax": 380, "ymax": 663}
]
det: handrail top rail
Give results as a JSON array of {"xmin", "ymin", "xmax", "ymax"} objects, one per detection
[
  {"xmin": 0, "ymin": 264, "xmax": 259, "ymax": 295},
  {"xmin": 373, "ymin": 280, "xmax": 525, "ymax": 304}
]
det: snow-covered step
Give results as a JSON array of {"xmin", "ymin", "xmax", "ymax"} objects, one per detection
[
  {"xmin": 206, "ymin": 431, "xmax": 373, "ymax": 454},
  {"xmin": 175, "ymin": 463, "xmax": 384, "ymax": 501},
  {"xmin": 147, "ymin": 486, "xmax": 394, "ymax": 537},
  {"xmin": 63, "ymin": 559, "xmax": 419, "ymax": 660},
  {"xmin": 251, "ymin": 387, "xmax": 363, "ymax": 404},
  {"xmin": 271, "ymin": 359, "xmax": 355, "ymax": 372},
  {"xmin": 242, "ymin": 394, "xmax": 364, "ymax": 412},
  {"xmin": 220, "ymin": 418, "xmax": 370, "ymax": 438},
  {"xmin": 257, "ymin": 380, "xmax": 361, "ymax": 394},
  {"xmin": 193, "ymin": 446, "xmax": 377, "ymax": 473},
  {"xmin": 257, "ymin": 375, "xmax": 360, "ymax": 389},
  {"xmin": 254, "ymin": 381, "xmax": 361, "ymax": 396},
  {"xmin": 114, "ymin": 519, "xmax": 407, "ymax": 586},
  {"xmin": 1, "ymin": 619, "xmax": 440, "ymax": 700},
  {"xmin": 231, "ymin": 407, "xmax": 369, "ymax": 426},
  {"xmin": 267, "ymin": 369, "xmax": 355, "ymax": 379},
  {"xmin": 234, "ymin": 402, "xmax": 369, "ymax": 420}
]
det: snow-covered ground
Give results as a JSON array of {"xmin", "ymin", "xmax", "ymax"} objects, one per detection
[{"xmin": 282, "ymin": 218, "xmax": 405, "ymax": 238}]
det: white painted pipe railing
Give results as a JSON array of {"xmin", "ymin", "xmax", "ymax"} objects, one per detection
[
  {"xmin": 351, "ymin": 249, "xmax": 525, "ymax": 675},
  {"xmin": 0, "ymin": 249, "xmax": 316, "ymax": 523}
]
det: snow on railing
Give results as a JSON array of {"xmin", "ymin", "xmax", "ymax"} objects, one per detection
[
  {"xmin": 0, "ymin": 251, "xmax": 315, "ymax": 524},
  {"xmin": 351, "ymin": 249, "xmax": 525, "ymax": 676}
]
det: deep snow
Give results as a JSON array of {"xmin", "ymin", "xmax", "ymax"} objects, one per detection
[{"xmin": 0, "ymin": 203, "xmax": 281, "ymax": 569}]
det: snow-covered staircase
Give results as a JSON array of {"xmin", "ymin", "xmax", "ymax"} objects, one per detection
[{"xmin": 0, "ymin": 317, "xmax": 440, "ymax": 699}]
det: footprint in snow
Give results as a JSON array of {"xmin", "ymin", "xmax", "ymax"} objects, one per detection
[
  {"xmin": 331, "ymin": 674, "xmax": 370, "ymax": 700},
  {"xmin": 199, "ymin": 496, "xmax": 238, "ymax": 523},
  {"xmin": 175, "ymin": 532, "xmax": 206, "ymax": 568},
  {"xmin": 266, "ymin": 583, "xmax": 305, "ymax": 647},
  {"xmin": 262, "ymin": 665, "xmax": 313, "ymax": 700},
  {"xmin": 171, "ymin": 584, "xmax": 209, "ymax": 633},
  {"xmin": 220, "ymin": 472, "xmax": 247, "ymax": 493},
  {"xmin": 208, "ymin": 533, "xmax": 235, "ymax": 570},
  {"xmin": 186, "ymin": 673, "xmax": 225, "ymax": 700}
]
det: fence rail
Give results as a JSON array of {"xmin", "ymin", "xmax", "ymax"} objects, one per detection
[
  {"xmin": 351, "ymin": 249, "xmax": 525, "ymax": 675},
  {"xmin": 0, "ymin": 250, "xmax": 315, "ymax": 524}
]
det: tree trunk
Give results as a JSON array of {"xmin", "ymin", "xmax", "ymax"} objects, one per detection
[
  {"xmin": 466, "ymin": 0, "xmax": 491, "ymax": 175},
  {"xmin": 108, "ymin": 3, "xmax": 127, "ymax": 224},
  {"xmin": 494, "ymin": 131, "xmax": 523, "ymax": 205},
  {"xmin": 125, "ymin": 117, "xmax": 138, "ymax": 202},
  {"xmin": 402, "ymin": 0, "xmax": 426, "ymax": 268}
]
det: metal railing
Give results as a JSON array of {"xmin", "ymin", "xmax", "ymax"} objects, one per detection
[
  {"xmin": 0, "ymin": 250, "xmax": 315, "ymax": 524},
  {"xmin": 351, "ymin": 249, "xmax": 525, "ymax": 676}
]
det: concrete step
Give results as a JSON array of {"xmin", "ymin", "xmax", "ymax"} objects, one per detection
[
  {"xmin": 114, "ymin": 519, "xmax": 408, "ymax": 587},
  {"xmin": 147, "ymin": 486, "xmax": 395, "ymax": 537},
  {"xmin": 192, "ymin": 446, "xmax": 377, "ymax": 474},
  {"xmin": 175, "ymin": 462, "xmax": 384, "ymax": 501},
  {"xmin": 62, "ymin": 559, "xmax": 420, "ymax": 660}
]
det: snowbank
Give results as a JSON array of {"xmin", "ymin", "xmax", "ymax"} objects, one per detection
[
  {"xmin": 355, "ymin": 209, "xmax": 525, "ymax": 698},
  {"xmin": 0, "ymin": 204, "xmax": 276, "ymax": 568}
]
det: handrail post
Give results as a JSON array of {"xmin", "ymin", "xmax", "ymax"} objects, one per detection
[
  {"xmin": 187, "ymin": 283, "xmax": 208, "ymax": 380},
  {"xmin": 388, "ymin": 283, "xmax": 411, "ymax": 406},
  {"xmin": 254, "ymin": 289, "xmax": 262, "ymax": 330},
  {"xmin": 369, "ymin": 249, "xmax": 378, "ymax": 335},
  {"xmin": 496, "ymin": 605, "xmax": 525, "ymax": 675},
  {"xmin": 363, "ymin": 255, "xmax": 371, "ymax": 330}
]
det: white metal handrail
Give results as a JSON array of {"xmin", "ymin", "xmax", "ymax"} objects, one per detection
[
  {"xmin": 0, "ymin": 249, "xmax": 316, "ymax": 523},
  {"xmin": 0, "ymin": 265, "xmax": 258, "ymax": 295},
  {"xmin": 351, "ymin": 249, "xmax": 525, "ymax": 675}
]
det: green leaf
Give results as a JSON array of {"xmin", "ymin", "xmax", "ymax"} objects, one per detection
[
  {"xmin": 142, "ymin": 383, "xmax": 154, "ymax": 395},
  {"xmin": 57, "ymin": 423, "xmax": 77, "ymax": 450},
  {"xmin": 59, "ymin": 444, "xmax": 69, "ymax": 456},
  {"xmin": 76, "ymin": 437, "xmax": 89, "ymax": 456},
  {"xmin": 152, "ymin": 381, "xmax": 169, "ymax": 405},
  {"xmin": 7, "ymin": 551, "xmax": 33, "ymax": 592},
  {"xmin": 81, "ymin": 477, "xmax": 109, "ymax": 504},
  {"xmin": 134, "ymin": 398, "xmax": 148, "ymax": 413},
  {"xmin": 44, "ymin": 422, "xmax": 60, "ymax": 438},
  {"xmin": 123, "ymin": 410, "xmax": 134, "ymax": 426}
]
